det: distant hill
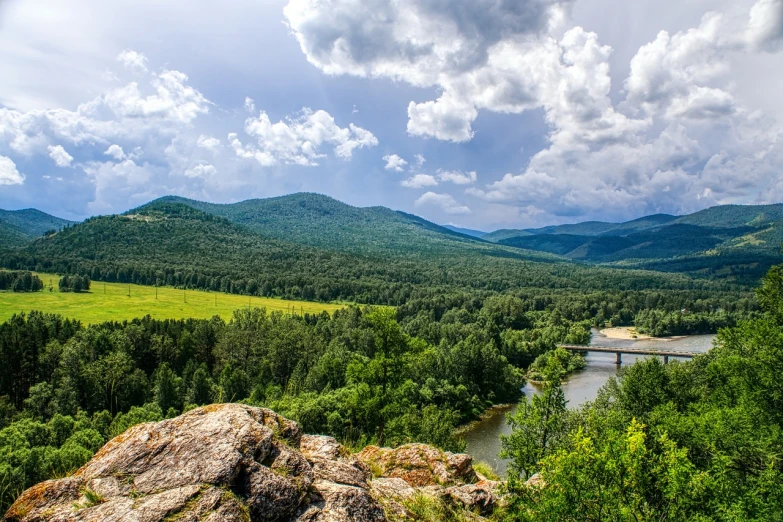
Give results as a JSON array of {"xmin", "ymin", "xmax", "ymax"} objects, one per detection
[
  {"xmin": 486, "ymin": 204, "xmax": 783, "ymax": 282},
  {"xmin": 146, "ymin": 194, "xmax": 555, "ymax": 262},
  {"xmin": 484, "ymin": 214, "xmax": 678, "ymax": 241},
  {"xmin": 0, "ymin": 209, "xmax": 75, "ymax": 249},
  {"xmin": 442, "ymin": 225, "xmax": 487, "ymax": 238},
  {"xmin": 2, "ymin": 198, "xmax": 709, "ymax": 305}
]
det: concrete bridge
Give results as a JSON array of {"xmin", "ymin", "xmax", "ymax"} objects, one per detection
[{"xmin": 559, "ymin": 345, "xmax": 702, "ymax": 365}]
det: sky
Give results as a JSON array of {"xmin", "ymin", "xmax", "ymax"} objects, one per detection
[{"xmin": 0, "ymin": 0, "xmax": 782, "ymax": 230}]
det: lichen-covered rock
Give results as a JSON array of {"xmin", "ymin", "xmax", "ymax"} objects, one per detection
[
  {"xmin": 358, "ymin": 444, "xmax": 477, "ymax": 487},
  {"xmin": 445, "ymin": 481, "xmax": 501, "ymax": 515},
  {"xmin": 4, "ymin": 406, "xmax": 499, "ymax": 522}
]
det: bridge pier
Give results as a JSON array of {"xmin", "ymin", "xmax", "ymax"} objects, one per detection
[{"xmin": 616, "ymin": 352, "xmax": 622, "ymax": 365}]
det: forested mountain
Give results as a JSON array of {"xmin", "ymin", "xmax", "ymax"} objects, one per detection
[
  {"xmin": 484, "ymin": 204, "xmax": 783, "ymax": 282},
  {"xmin": 149, "ymin": 193, "xmax": 502, "ymax": 257},
  {"xmin": 0, "ymin": 209, "xmax": 75, "ymax": 249},
  {"xmin": 1, "ymin": 200, "xmax": 731, "ymax": 308},
  {"xmin": 442, "ymin": 225, "xmax": 487, "ymax": 238}
]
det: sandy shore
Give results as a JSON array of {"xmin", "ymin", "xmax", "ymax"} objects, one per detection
[
  {"xmin": 599, "ymin": 326, "xmax": 652, "ymax": 340},
  {"xmin": 598, "ymin": 326, "xmax": 687, "ymax": 342}
]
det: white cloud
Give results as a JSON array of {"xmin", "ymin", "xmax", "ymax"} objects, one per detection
[
  {"xmin": 97, "ymin": 70, "xmax": 210, "ymax": 124},
  {"xmin": 285, "ymin": 0, "xmax": 570, "ymax": 142},
  {"xmin": 47, "ymin": 145, "xmax": 73, "ymax": 167},
  {"xmin": 104, "ymin": 144, "xmax": 126, "ymax": 160},
  {"xmin": 383, "ymin": 154, "xmax": 408, "ymax": 171},
  {"xmin": 407, "ymin": 93, "xmax": 478, "ymax": 142},
  {"xmin": 244, "ymin": 97, "xmax": 256, "ymax": 113},
  {"xmin": 415, "ymin": 191, "xmax": 471, "ymax": 214},
  {"xmin": 0, "ymin": 66, "xmax": 211, "ymax": 158},
  {"xmin": 196, "ymin": 135, "xmax": 221, "ymax": 151},
  {"xmin": 401, "ymin": 174, "xmax": 438, "ymax": 188},
  {"xmin": 184, "ymin": 164, "xmax": 218, "ymax": 178},
  {"xmin": 746, "ymin": 0, "xmax": 783, "ymax": 52},
  {"xmin": 233, "ymin": 108, "xmax": 378, "ymax": 166},
  {"xmin": 82, "ymin": 158, "xmax": 156, "ymax": 214},
  {"xmin": 437, "ymin": 170, "xmax": 477, "ymax": 185},
  {"xmin": 0, "ymin": 156, "xmax": 25, "ymax": 185},
  {"xmin": 116, "ymin": 50, "xmax": 149, "ymax": 73},
  {"xmin": 414, "ymin": 154, "xmax": 426, "ymax": 166}
]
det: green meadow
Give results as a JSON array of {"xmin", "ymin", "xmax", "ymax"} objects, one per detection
[{"xmin": 0, "ymin": 273, "xmax": 345, "ymax": 324}]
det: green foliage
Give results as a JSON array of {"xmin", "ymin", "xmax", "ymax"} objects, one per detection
[
  {"xmin": 526, "ymin": 347, "xmax": 586, "ymax": 382},
  {"xmin": 58, "ymin": 275, "xmax": 90, "ymax": 293},
  {"xmin": 0, "ymin": 414, "xmax": 106, "ymax": 512},
  {"xmin": 502, "ymin": 359, "xmax": 568, "ymax": 480},
  {"xmin": 0, "ymin": 290, "xmax": 609, "ymax": 512},
  {"xmin": 0, "ymin": 271, "xmax": 43, "ymax": 292},
  {"xmin": 500, "ymin": 262, "xmax": 783, "ymax": 520}
]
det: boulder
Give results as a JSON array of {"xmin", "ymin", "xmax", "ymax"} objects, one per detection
[
  {"xmin": 4, "ymin": 406, "xmax": 500, "ymax": 522},
  {"xmin": 357, "ymin": 444, "xmax": 477, "ymax": 487}
]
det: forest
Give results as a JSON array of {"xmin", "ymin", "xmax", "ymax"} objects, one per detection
[
  {"xmin": 0, "ymin": 292, "xmax": 591, "ymax": 512},
  {"xmin": 496, "ymin": 263, "xmax": 783, "ymax": 520},
  {"xmin": 1, "ymin": 263, "xmax": 781, "ymax": 518}
]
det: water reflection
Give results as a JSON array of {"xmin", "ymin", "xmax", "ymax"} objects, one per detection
[{"xmin": 462, "ymin": 329, "xmax": 716, "ymax": 476}]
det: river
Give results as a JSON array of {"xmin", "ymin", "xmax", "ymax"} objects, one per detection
[{"xmin": 462, "ymin": 328, "xmax": 716, "ymax": 476}]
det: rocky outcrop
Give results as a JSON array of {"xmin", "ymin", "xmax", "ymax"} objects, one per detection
[{"xmin": 4, "ymin": 404, "xmax": 501, "ymax": 522}]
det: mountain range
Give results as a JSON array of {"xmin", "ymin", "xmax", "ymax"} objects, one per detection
[
  {"xmin": 481, "ymin": 204, "xmax": 783, "ymax": 280},
  {"xmin": 0, "ymin": 209, "xmax": 75, "ymax": 249},
  {"xmin": 1, "ymin": 194, "xmax": 781, "ymax": 286}
]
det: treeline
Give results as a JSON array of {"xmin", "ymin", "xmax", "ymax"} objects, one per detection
[
  {"xmin": 633, "ymin": 308, "xmax": 750, "ymax": 336},
  {"xmin": 498, "ymin": 263, "xmax": 783, "ymax": 520},
  {"xmin": 0, "ymin": 271, "xmax": 43, "ymax": 292},
  {"xmin": 0, "ymin": 294, "xmax": 591, "ymax": 512}
]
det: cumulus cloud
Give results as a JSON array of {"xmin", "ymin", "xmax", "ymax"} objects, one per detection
[
  {"xmin": 47, "ymin": 145, "xmax": 73, "ymax": 167},
  {"xmin": 415, "ymin": 191, "xmax": 471, "ymax": 214},
  {"xmin": 415, "ymin": 154, "xmax": 426, "ymax": 166},
  {"xmin": 383, "ymin": 154, "xmax": 408, "ymax": 171},
  {"xmin": 184, "ymin": 164, "xmax": 218, "ymax": 178},
  {"xmin": 104, "ymin": 145, "xmax": 126, "ymax": 160},
  {"xmin": 407, "ymin": 94, "xmax": 478, "ymax": 142},
  {"xmin": 285, "ymin": 0, "xmax": 783, "ymax": 224},
  {"xmin": 0, "ymin": 156, "xmax": 25, "ymax": 185},
  {"xmin": 196, "ymin": 135, "xmax": 221, "ymax": 152},
  {"xmin": 746, "ymin": 0, "xmax": 783, "ymax": 52},
  {"xmin": 401, "ymin": 174, "xmax": 438, "ymax": 188},
  {"xmin": 116, "ymin": 50, "xmax": 149, "ymax": 72},
  {"xmin": 231, "ymin": 108, "xmax": 378, "ymax": 166},
  {"xmin": 0, "ymin": 65, "xmax": 211, "ymax": 158},
  {"xmin": 437, "ymin": 170, "xmax": 477, "ymax": 185},
  {"xmin": 82, "ymin": 158, "xmax": 156, "ymax": 214},
  {"xmin": 285, "ymin": 0, "xmax": 571, "ymax": 142}
]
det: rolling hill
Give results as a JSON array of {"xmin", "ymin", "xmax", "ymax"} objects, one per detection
[
  {"xmin": 0, "ymin": 198, "xmax": 716, "ymax": 306},
  {"xmin": 486, "ymin": 204, "xmax": 783, "ymax": 282},
  {"xmin": 0, "ymin": 209, "xmax": 75, "ymax": 249},
  {"xmin": 149, "ymin": 193, "xmax": 502, "ymax": 258}
]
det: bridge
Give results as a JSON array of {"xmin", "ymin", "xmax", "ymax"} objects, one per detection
[{"xmin": 559, "ymin": 345, "xmax": 702, "ymax": 365}]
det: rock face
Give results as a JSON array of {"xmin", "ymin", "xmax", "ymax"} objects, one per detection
[{"xmin": 4, "ymin": 404, "xmax": 500, "ymax": 521}]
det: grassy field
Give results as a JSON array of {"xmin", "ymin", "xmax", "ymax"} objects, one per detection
[{"xmin": 0, "ymin": 273, "xmax": 345, "ymax": 324}]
